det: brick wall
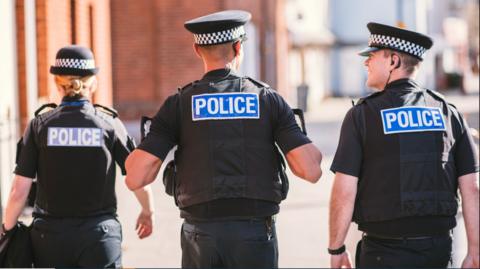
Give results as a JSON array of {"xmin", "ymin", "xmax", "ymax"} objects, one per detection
[
  {"xmin": 111, "ymin": 0, "xmax": 288, "ymax": 120},
  {"xmin": 34, "ymin": 0, "xmax": 112, "ymax": 106},
  {"xmin": 15, "ymin": 0, "xmax": 28, "ymax": 130}
]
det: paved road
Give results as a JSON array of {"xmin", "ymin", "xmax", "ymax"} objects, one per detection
[{"xmin": 117, "ymin": 92, "xmax": 478, "ymax": 267}]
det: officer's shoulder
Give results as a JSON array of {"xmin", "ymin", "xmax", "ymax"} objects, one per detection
[
  {"xmin": 425, "ymin": 88, "xmax": 458, "ymax": 110},
  {"xmin": 355, "ymin": 91, "xmax": 383, "ymax": 105},
  {"xmin": 177, "ymin": 81, "xmax": 196, "ymax": 94},
  {"xmin": 244, "ymin": 76, "xmax": 270, "ymax": 89},
  {"xmin": 93, "ymin": 104, "xmax": 118, "ymax": 118},
  {"xmin": 34, "ymin": 103, "xmax": 59, "ymax": 121},
  {"xmin": 425, "ymin": 88, "xmax": 448, "ymax": 102},
  {"xmin": 34, "ymin": 103, "xmax": 57, "ymax": 117}
]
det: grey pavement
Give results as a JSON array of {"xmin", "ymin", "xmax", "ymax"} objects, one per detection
[{"xmin": 115, "ymin": 91, "xmax": 479, "ymax": 267}]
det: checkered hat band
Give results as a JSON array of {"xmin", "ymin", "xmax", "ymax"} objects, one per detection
[
  {"xmin": 54, "ymin": 58, "xmax": 96, "ymax": 69},
  {"xmin": 368, "ymin": 34, "xmax": 427, "ymax": 58},
  {"xmin": 193, "ymin": 26, "xmax": 246, "ymax": 45}
]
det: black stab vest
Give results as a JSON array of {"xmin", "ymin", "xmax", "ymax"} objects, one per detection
[
  {"xmin": 32, "ymin": 102, "xmax": 119, "ymax": 217},
  {"xmin": 174, "ymin": 77, "xmax": 283, "ymax": 208},
  {"xmin": 353, "ymin": 80, "xmax": 459, "ymax": 223}
]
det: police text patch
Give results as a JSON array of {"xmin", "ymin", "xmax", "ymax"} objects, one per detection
[
  {"xmin": 48, "ymin": 127, "xmax": 103, "ymax": 147},
  {"xmin": 191, "ymin": 93, "xmax": 260, "ymax": 121},
  {"xmin": 381, "ymin": 106, "xmax": 446, "ymax": 134}
]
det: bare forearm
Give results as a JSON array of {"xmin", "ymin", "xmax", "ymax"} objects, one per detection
[
  {"xmin": 460, "ymin": 173, "xmax": 479, "ymax": 254},
  {"xmin": 329, "ymin": 195, "xmax": 354, "ymax": 248},
  {"xmin": 286, "ymin": 143, "xmax": 322, "ymax": 183},
  {"xmin": 3, "ymin": 176, "xmax": 32, "ymax": 230},
  {"xmin": 329, "ymin": 173, "xmax": 357, "ymax": 249},
  {"xmin": 133, "ymin": 185, "xmax": 155, "ymax": 215},
  {"xmin": 125, "ymin": 149, "xmax": 162, "ymax": 190}
]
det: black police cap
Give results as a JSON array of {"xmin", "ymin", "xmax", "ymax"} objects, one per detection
[
  {"xmin": 184, "ymin": 10, "xmax": 251, "ymax": 45},
  {"xmin": 50, "ymin": 45, "xmax": 99, "ymax": 76},
  {"xmin": 359, "ymin": 22, "xmax": 433, "ymax": 60}
]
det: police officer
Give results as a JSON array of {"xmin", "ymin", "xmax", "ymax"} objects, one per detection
[
  {"xmin": 2, "ymin": 45, "xmax": 155, "ymax": 267},
  {"xmin": 125, "ymin": 10, "xmax": 322, "ymax": 268},
  {"xmin": 328, "ymin": 23, "xmax": 479, "ymax": 268}
]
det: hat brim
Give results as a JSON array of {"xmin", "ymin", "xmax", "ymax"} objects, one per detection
[
  {"xmin": 358, "ymin": 46, "xmax": 381, "ymax": 56},
  {"xmin": 50, "ymin": 66, "xmax": 99, "ymax": 76}
]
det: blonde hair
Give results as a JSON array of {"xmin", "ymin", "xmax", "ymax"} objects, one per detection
[{"xmin": 54, "ymin": 75, "xmax": 96, "ymax": 97}]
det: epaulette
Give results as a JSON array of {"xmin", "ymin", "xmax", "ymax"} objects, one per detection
[
  {"xmin": 177, "ymin": 81, "xmax": 195, "ymax": 93},
  {"xmin": 425, "ymin": 88, "xmax": 446, "ymax": 101},
  {"xmin": 355, "ymin": 91, "xmax": 383, "ymax": 105},
  {"xmin": 425, "ymin": 88, "xmax": 457, "ymax": 109},
  {"xmin": 94, "ymin": 104, "xmax": 118, "ymax": 118},
  {"xmin": 34, "ymin": 103, "xmax": 57, "ymax": 117},
  {"xmin": 245, "ymin": 76, "xmax": 270, "ymax": 88}
]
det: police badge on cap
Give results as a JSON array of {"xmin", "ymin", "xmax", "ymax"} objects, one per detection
[
  {"xmin": 358, "ymin": 22, "xmax": 433, "ymax": 60},
  {"xmin": 50, "ymin": 45, "xmax": 99, "ymax": 76},
  {"xmin": 184, "ymin": 10, "xmax": 251, "ymax": 45}
]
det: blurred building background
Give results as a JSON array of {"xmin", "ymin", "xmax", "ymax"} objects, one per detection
[
  {"xmin": 0, "ymin": 0, "xmax": 478, "ymax": 254},
  {"xmin": 0, "ymin": 0, "xmax": 113, "ymax": 209},
  {"xmin": 111, "ymin": 0, "xmax": 288, "ymax": 121},
  {"xmin": 286, "ymin": 0, "xmax": 479, "ymax": 115}
]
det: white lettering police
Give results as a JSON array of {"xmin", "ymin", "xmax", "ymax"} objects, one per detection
[
  {"xmin": 381, "ymin": 106, "xmax": 446, "ymax": 134},
  {"xmin": 48, "ymin": 127, "xmax": 103, "ymax": 147},
  {"xmin": 192, "ymin": 93, "xmax": 260, "ymax": 121}
]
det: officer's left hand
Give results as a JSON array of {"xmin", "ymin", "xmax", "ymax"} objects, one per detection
[
  {"xmin": 461, "ymin": 252, "xmax": 479, "ymax": 268},
  {"xmin": 330, "ymin": 250, "xmax": 352, "ymax": 268},
  {"xmin": 135, "ymin": 210, "xmax": 154, "ymax": 239}
]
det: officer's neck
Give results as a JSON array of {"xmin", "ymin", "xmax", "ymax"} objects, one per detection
[
  {"xmin": 61, "ymin": 93, "xmax": 92, "ymax": 103},
  {"xmin": 382, "ymin": 70, "xmax": 417, "ymax": 90},
  {"xmin": 203, "ymin": 59, "xmax": 239, "ymax": 74}
]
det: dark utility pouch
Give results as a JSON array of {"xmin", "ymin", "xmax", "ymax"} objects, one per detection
[
  {"xmin": 163, "ymin": 160, "xmax": 176, "ymax": 197},
  {"xmin": 162, "ymin": 155, "xmax": 179, "ymax": 206},
  {"xmin": 275, "ymin": 146, "xmax": 289, "ymax": 200}
]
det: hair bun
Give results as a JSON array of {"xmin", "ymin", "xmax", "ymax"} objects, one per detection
[{"xmin": 71, "ymin": 79, "xmax": 83, "ymax": 91}]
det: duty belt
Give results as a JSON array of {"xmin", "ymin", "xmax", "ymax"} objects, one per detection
[{"xmin": 364, "ymin": 231, "xmax": 451, "ymax": 241}]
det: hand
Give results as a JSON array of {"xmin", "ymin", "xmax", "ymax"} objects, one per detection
[
  {"xmin": 462, "ymin": 252, "xmax": 479, "ymax": 268},
  {"xmin": 1, "ymin": 223, "xmax": 12, "ymax": 237},
  {"xmin": 135, "ymin": 210, "xmax": 154, "ymax": 239},
  {"xmin": 330, "ymin": 250, "xmax": 353, "ymax": 268},
  {"xmin": 1, "ymin": 222, "xmax": 16, "ymax": 236}
]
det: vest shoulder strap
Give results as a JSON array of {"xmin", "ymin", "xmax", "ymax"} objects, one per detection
[
  {"xmin": 93, "ymin": 104, "xmax": 118, "ymax": 118},
  {"xmin": 177, "ymin": 81, "xmax": 195, "ymax": 93},
  {"xmin": 425, "ymin": 88, "xmax": 457, "ymax": 109},
  {"xmin": 355, "ymin": 91, "xmax": 383, "ymax": 105},
  {"xmin": 34, "ymin": 103, "xmax": 58, "ymax": 117},
  {"xmin": 245, "ymin": 76, "xmax": 270, "ymax": 89}
]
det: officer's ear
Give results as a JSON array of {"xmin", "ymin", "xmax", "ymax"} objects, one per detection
[
  {"xmin": 232, "ymin": 41, "xmax": 242, "ymax": 57},
  {"xmin": 193, "ymin": 43, "xmax": 202, "ymax": 59},
  {"xmin": 391, "ymin": 54, "xmax": 402, "ymax": 70},
  {"xmin": 90, "ymin": 76, "xmax": 98, "ymax": 93}
]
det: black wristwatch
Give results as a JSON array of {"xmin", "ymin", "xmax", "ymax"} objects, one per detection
[
  {"xmin": 1, "ymin": 223, "xmax": 9, "ymax": 236},
  {"xmin": 328, "ymin": 244, "xmax": 346, "ymax": 255}
]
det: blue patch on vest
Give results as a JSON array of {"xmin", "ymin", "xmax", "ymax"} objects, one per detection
[
  {"xmin": 47, "ymin": 127, "xmax": 103, "ymax": 147},
  {"xmin": 191, "ymin": 93, "xmax": 260, "ymax": 121},
  {"xmin": 381, "ymin": 106, "xmax": 446, "ymax": 134}
]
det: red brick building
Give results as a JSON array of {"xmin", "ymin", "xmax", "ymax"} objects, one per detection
[
  {"xmin": 2, "ymin": 0, "xmax": 113, "ymax": 211},
  {"xmin": 14, "ymin": 0, "xmax": 289, "ymax": 124},
  {"xmin": 111, "ymin": 0, "xmax": 288, "ymax": 120},
  {"xmin": 15, "ymin": 0, "xmax": 113, "ymax": 130},
  {"xmin": 1, "ymin": 1, "xmax": 288, "ymax": 204}
]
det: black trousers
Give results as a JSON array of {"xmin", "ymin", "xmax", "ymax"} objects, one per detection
[
  {"xmin": 356, "ymin": 234, "xmax": 452, "ymax": 268},
  {"xmin": 181, "ymin": 218, "xmax": 278, "ymax": 268},
  {"xmin": 30, "ymin": 214, "xmax": 122, "ymax": 268}
]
